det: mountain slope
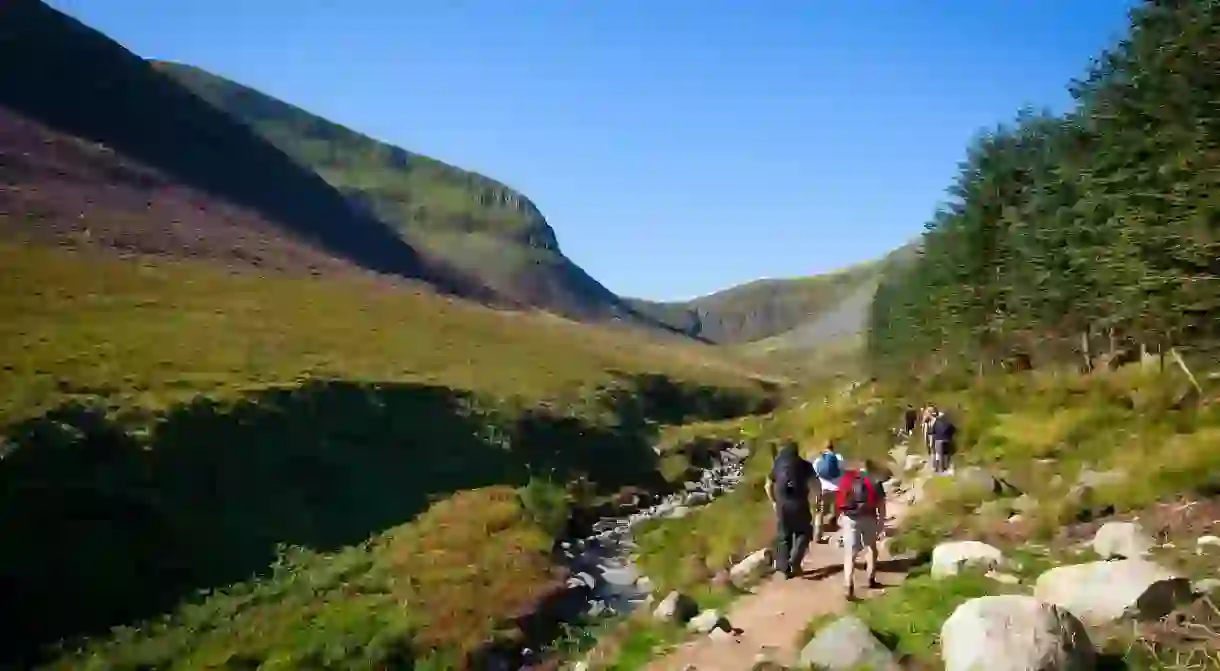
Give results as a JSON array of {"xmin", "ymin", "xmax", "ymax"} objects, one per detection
[
  {"xmin": 627, "ymin": 259, "xmax": 885, "ymax": 345},
  {"xmin": 0, "ymin": 0, "xmax": 508, "ymax": 299},
  {"xmin": 155, "ymin": 61, "xmax": 665, "ymax": 327}
]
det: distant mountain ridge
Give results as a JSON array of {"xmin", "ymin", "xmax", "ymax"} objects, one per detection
[{"xmin": 627, "ymin": 259, "xmax": 886, "ymax": 345}]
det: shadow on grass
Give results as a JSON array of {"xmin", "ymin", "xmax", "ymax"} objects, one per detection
[{"xmin": 0, "ymin": 374, "xmax": 774, "ymax": 666}]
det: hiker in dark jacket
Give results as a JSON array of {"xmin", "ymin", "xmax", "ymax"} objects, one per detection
[
  {"xmin": 764, "ymin": 441, "xmax": 817, "ymax": 579},
  {"xmin": 930, "ymin": 411, "xmax": 957, "ymax": 473},
  {"xmin": 901, "ymin": 405, "xmax": 917, "ymax": 440}
]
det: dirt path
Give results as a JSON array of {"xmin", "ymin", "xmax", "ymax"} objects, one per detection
[{"xmin": 645, "ymin": 500, "xmax": 914, "ymax": 670}]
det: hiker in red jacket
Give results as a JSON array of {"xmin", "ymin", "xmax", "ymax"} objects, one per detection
[{"xmin": 835, "ymin": 460, "xmax": 887, "ymax": 600}]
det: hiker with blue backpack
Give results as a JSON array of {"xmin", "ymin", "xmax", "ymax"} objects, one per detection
[{"xmin": 811, "ymin": 440, "xmax": 844, "ymax": 544}]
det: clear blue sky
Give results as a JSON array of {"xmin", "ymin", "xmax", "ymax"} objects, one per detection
[{"xmin": 49, "ymin": 0, "xmax": 1135, "ymax": 301}]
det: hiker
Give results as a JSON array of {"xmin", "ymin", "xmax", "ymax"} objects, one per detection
[
  {"xmin": 764, "ymin": 441, "xmax": 817, "ymax": 579},
  {"xmin": 901, "ymin": 404, "xmax": 917, "ymax": 440},
  {"xmin": 921, "ymin": 404, "xmax": 937, "ymax": 456},
  {"xmin": 836, "ymin": 459, "xmax": 887, "ymax": 600},
  {"xmin": 930, "ymin": 410, "xmax": 957, "ymax": 473},
  {"xmin": 812, "ymin": 440, "xmax": 844, "ymax": 544}
]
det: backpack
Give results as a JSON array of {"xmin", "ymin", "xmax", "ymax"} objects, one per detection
[
  {"xmin": 772, "ymin": 454, "xmax": 808, "ymax": 500},
  {"xmin": 814, "ymin": 452, "xmax": 841, "ymax": 480},
  {"xmin": 836, "ymin": 471, "xmax": 878, "ymax": 517}
]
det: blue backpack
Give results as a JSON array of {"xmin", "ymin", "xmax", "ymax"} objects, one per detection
[{"xmin": 815, "ymin": 452, "xmax": 841, "ymax": 479}]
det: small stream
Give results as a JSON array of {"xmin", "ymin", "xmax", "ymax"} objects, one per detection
[{"xmin": 558, "ymin": 442, "xmax": 752, "ymax": 619}]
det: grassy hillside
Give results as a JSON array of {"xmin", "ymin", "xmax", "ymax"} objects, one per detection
[
  {"xmin": 0, "ymin": 1, "xmax": 505, "ymax": 298},
  {"xmin": 0, "ymin": 242, "xmax": 777, "ymax": 668},
  {"xmin": 627, "ymin": 260, "xmax": 884, "ymax": 345},
  {"xmin": 155, "ymin": 61, "xmax": 668, "ymax": 329}
]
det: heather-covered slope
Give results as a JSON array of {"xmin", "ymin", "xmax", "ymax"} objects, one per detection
[{"xmin": 0, "ymin": 0, "xmax": 493, "ymax": 298}]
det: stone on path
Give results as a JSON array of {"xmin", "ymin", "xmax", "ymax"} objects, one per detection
[
  {"xmin": 798, "ymin": 615, "xmax": 901, "ymax": 671},
  {"xmin": 1092, "ymin": 521, "xmax": 1155, "ymax": 559},
  {"xmin": 941, "ymin": 595, "xmax": 1096, "ymax": 671},
  {"xmin": 652, "ymin": 590, "xmax": 699, "ymax": 623},
  {"xmin": 687, "ymin": 608, "xmax": 731, "ymax": 634},
  {"xmin": 1034, "ymin": 559, "xmax": 1193, "ymax": 625},
  {"xmin": 931, "ymin": 540, "xmax": 1005, "ymax": 578},
  {"xmin": 729, "ymin": 548, "xmax": 773, "ymax": 584}
]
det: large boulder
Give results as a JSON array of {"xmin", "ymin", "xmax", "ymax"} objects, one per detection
[
  {"xmin": 941, "ymin": 595, "xmax": 1096, "ymax": 671},
  {"xmin": 798, "ymin": 615, "xmax": 901, "ymax": 671},
  {"xmin": 1034, "ymin": 559, "xmax": 1193, "ymax": 625},
  {"xmin": 1092, "ymin": 521, "xmax": 1155, "ymax": 559},
  {"xmin": 932, "ymin": 541, "xmax": 1005, "ymax": 578}
]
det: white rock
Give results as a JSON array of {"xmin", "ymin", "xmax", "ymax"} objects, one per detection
[
  {"xmin": 1198, "ymin": 535, "xmax": 1220, "ymax": 550},
  {"xmin": 1092, "ymin": 521, "xmax": 1155, "ymax": 559},
  {"xmin": 1192, "ymin": 578, "xmax": 1220, "ymax": 595},
  {"xmin": 941, "ymin": 595, "xmax": 1095, "ymax": 671},
  {"xmin": 986, "ymin": 571, "xmax": 1021, "ymax": 585},
  {"xmin": 652, "ymin": 590, "xmax": 698, "ymax": 623},
  {"xmin": 687, "ymin": 608, "xmax": 730, "ymax": 634},
  {"xmin": 729, "ymin": 548, "xmax": 773, "ymax": 583},
  {"xmin": 1034, "ymin": 559, "xmax": 1193, "ymax": 625},
  {"xmin": 798, "ymin": 615, "xmax": 900, "ymax": 671},
  {"xmin": 932, "ymin": 541, "xmax": 1005, "ymax": 578}
]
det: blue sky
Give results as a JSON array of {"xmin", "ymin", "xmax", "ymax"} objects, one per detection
[{"xmin": 49, "ymin": 0, "xmax": 1135, "ymax": 301}]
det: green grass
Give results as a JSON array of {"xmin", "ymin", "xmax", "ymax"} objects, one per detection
[
  {"xmin": 0, "ymin": 243, "xmax": 780, "ymax": 667},
  {"xmin": 44, "ymin": 486, "xmax": 560, "ymax": 670}
]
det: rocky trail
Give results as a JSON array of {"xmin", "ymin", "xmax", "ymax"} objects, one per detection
[{"xmin": 643, "ymin": 493, "xmax": 916, "ymax": 670}]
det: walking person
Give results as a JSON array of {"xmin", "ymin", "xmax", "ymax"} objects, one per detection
[
  {"xmin": 836, "ymin": 459, "xmax": 887, "ymax": 600},
  {"xmin": 764, "ymin": 442, "xmax": 817, "ymax": 579},
  {"xmin": 921, "ymin": 404, "xmax": 937, "ymax": 458},
  {"xmin": 900, "ymin": 404, "xmax": 917, "ymax": 441},
  {"xmin": 811, "ymin": 440, "xmax": 845, "ymax": 544},
  {"xmin": 930, "ymin": 410, "xmax": 957, "ymax": 474}
]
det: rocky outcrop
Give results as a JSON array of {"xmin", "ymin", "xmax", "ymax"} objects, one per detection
[
  {"xmin": 941, "ymin": 595, "xmax": 1096, "ymax": 671},
  {"xmin": 1034, "ymin": 559, "xmax": 1194, "ymax": 625}
]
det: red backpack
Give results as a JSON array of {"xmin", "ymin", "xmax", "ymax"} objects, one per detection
[{"xmin": 836, "ymin": 470, "xmax": 878, "ymax": 517}]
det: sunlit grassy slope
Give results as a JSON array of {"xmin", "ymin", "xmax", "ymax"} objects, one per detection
[{"xmin": 0, "ymin": 241, "xmax": 780, "ymax": 669}]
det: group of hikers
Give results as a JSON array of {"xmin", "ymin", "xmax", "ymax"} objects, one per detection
[
  {"xmin": 763, "ymin": 403, "xmax": 956, "ymax": 600},
  {"xmin": 901, "ymin": 402, "xmax": 956, "ymax": 474},
  {"xmin": 764, "ymin": 440, "xmax": 886, "ymax": 601}
]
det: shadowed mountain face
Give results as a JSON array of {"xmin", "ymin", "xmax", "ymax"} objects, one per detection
[
  {"xmin": 154, "ymin": 61, "xmax": 672, "ymax": 328},
  {"xmin": 0, "ymin": 0, "xmax": 503, "ymax": 300}
]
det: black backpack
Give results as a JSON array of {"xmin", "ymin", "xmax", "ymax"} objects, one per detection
[{"xmin": 772, "ymin": 454, "xmax": 808, "ymax": 500}]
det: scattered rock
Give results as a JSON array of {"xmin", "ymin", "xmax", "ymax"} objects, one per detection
[
  {"xmin": 986, "ymin": 571, "xmax": 1021, "ymax": 585},
  {"xmin": 1198, "ymin": 535, "xmax": 1220, "ymax": 551},
  {"xmin": 798, "ymin": 615, "xmax": 901, "ymax": 671},
  {"xmin": 1012, "ymin": 494, "xmax": 1039, "ymax": 514},
  {"xmin": 1092, "ymin": 521, "xmax": 1155, "ymax": 559},
  {"xmin": 1034, "ymin": 559, "xmax": 1194, "ymax": 625},
  {"xmin": 669, "ymin": 506, "xmax": 691, "ymax": 519},
  {"xmin": 932, "ymin": 541, "xmax": 1005, "ymax": 578},
  {"xmin": 652, "ymin": 590, "xmax": 699, "ymax": 623},
  {"xmin": 730, "ymin": 548, "xmax": 773, "ymax": 584},
  {"xmin": 903, "ymin": 454, "xmax": 927, "ymax": 472},
  {"xmin": 687, "ymin": 608, "xmax": 731, "ymax": 634},
  {"xmin": 941, "ymin": 595, "xmax": 1096, "ymax": 671}
]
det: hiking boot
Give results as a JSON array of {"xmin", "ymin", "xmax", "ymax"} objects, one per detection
[{"xmin": 867, "ymin": 578, "xmax": 883, "ymax": 589}]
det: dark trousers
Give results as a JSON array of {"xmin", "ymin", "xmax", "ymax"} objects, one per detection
[{"xmin": 774, "ymin": 504, "xmax": 813, "ymax": 575}]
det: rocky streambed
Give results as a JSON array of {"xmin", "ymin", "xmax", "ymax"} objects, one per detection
[{"xmin": 558, "ymin": 442, "xmax": 752, "ymax": 620}]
